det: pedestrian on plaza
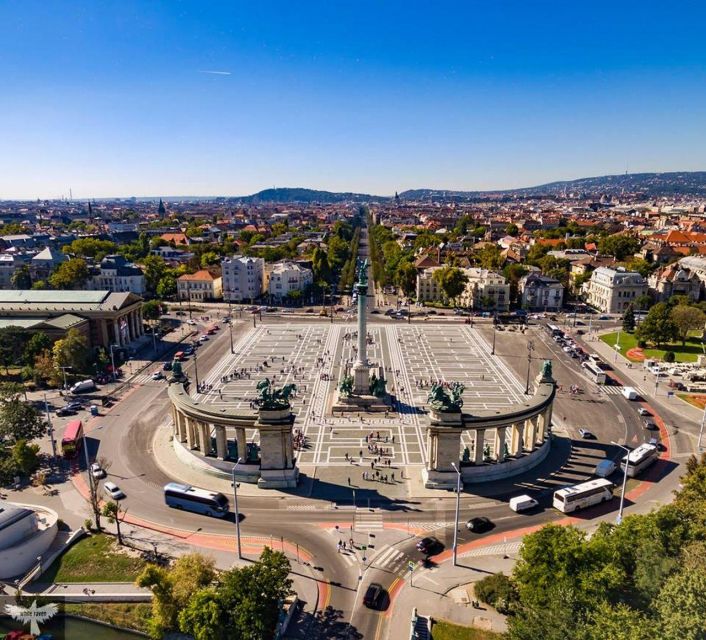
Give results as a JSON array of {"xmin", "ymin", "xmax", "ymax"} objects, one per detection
[
  {"xmin": 391, "ymin": 472, "xmax": 395, "ymax": 481},
  {"xmin": 347, "ymin": 476, "xmax": 351, "ymax": 486}
]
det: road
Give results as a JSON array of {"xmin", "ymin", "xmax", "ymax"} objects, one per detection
[{"xmin": 32, "ymin": 228, "xmax": 697, "ymax": 639}]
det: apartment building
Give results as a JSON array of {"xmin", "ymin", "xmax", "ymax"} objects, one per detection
[
  {"xmin": 520, "ymin": 273, "xmax": 564, "ymax": 311},
  {"xmin": 266, "ymin": 261, "xmax": 313, "ymax": 301},
  {"xmin": 221, "ymin": 256, "xmax": 265, "ymax": 302},
  {"xmin": 416, "ymin": 266, "xmax": 510, "ymax": 311},
  {"xmin": 177, "ymin": 270, "xmax": 223, "ymax": 302},
  {"xmin": 583, "ymin": 267, "xmax": 648, "ymax": 313},
  {"xmin": 87, "ymin": 255, "xmax": 146, "ymax": 295}
]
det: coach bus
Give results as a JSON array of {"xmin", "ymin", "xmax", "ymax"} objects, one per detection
[
  {"xmin": 546, "ymin": 324, "xmax": 563, "ymax": 337},
  {"xmin": 581, "ymin": 360, "xmax": 607, "ymax": 384},
  {"xmin": 163, "ymin": 482, "xmax": 229, "ymax": 518},
  {"xmin": 620, "ymin": 443, "xmax": 658, "ymax": 478},
  {"xmin": 553, "ymin": 478, "xmax": 614, "ymax": 513},
  {"xmin": 61, "ymin": 419, "xmax": 84, "ymax": 458}
]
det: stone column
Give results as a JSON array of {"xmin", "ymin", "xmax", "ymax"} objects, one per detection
[
  {"xmin": 177, "ymin": 411, "xmax": 186, "ymax": 442},
  {"xmin": 185, "ymin": 416, "xmax": 195, "ymax": 449},
  {"xmin": 198, "ymin": 422, "xmax": 211, "ymax": 455},
  {"xmin": 236, "ymin": 428, "xmax": 247, "ymax": 461},
  {"xmin": 216, "ymin": 426, "xmax": 227, "ymax": 460},
  {"xmin": 474, "ymin": 429, "xmax": 485, "ymax": 464},
  {"xmin": 523, "ymin": 419, "xmax": 536, "ymax": 452},
  {"xmin": 100, "ymin": 320, "xmax": 109, "ymax": 347},
  {"xmin": 113, "ymin": 320, "xmax": 121, "ymax": 347},
  {"xmin": 511, "ymin": 423, "xmax": 524, "ymax": 456},
  {"xmin": 495, "ymin": 426, "xmax": 507, "ymax": 461},
  {"xmin": 139, "ymin": 308, "xmax": 144, "ymax": 335}
]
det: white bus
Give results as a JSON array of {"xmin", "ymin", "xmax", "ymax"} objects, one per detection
[
  {"xmin": 620, "ymin": 443, "xmax": 658, "ymax": 478},
  {"xmin": 581, "ymin": 361, "xmax": 607, "ymax": 384},
  {"xmin": 553, "ymin": 478, "xmax": 614, "ymax": 513},
  {"xmin": 546, "ymin": 324, "xmax": 563, "ymax": 337},
  {"xmin": 164, "ymin": 482, "xmax": 229, "ymax": 518}
]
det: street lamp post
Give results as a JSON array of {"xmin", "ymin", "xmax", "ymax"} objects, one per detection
[
  {"xmin": 699, "ymin": 404, "xmax": 706, "ymax": 452},
  {"xmin": 193, "ymin": 349, "xmax": 200, "ymax": 391},
  {"xmin": 611, "ymin": 441, "xmax": 629, "ymax": 524},
  {"xmin": 109, "ymin": 344, "xmax": 119, "ymax": 381},
  {"xmin": 524, "ymin": 340, "xmax": 535, "ymax": 395},
  {"xmin": 59, "ymin": 366, "xmax": 71, "ymax": 390},
  {"xmin": 614, "ymin": 328, "xmax": 621, "ymax": 363},
  {"xmin": 232, "ymin": 458, "xmax": 243, "ymax": 559},
  {"xmin": 450, "ymin": 462, "xmax": 462, "ymax": 567},
  {"xmin": 491, "ymin": 316, "xmax": 497, "ymax": 355},
  {"xmin": 44, "ymin": 393, "xmax": 57, "ymax": 463}
]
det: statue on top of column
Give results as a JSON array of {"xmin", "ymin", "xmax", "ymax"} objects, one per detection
[
  {"xmin": 256, "ymin": 378, "xmax": 297, "ymax": 410},
  {"xmin": 357, "ymin": 258, "xmax": 368, "ymax": 286},
  {"xmin": 428, "ymin": 381, "xmax": 465, "ymax": 413}
]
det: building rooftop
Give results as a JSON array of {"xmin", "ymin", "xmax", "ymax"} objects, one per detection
[{"xmin": 0, "ymin": 503, "xmax": 33, "ymax": 534}]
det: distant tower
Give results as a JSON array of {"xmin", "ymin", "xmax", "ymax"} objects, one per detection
[
  {"xmin": 158, "ymin": 198, "xmax": 166, "ymax": 216},
  {"xmin": 394, "ymin": 191, "xmax": 400, "ymax": 206},
  {"xmin": 88, "ymin": 201, "xmax": 93, "ymax": 216}
]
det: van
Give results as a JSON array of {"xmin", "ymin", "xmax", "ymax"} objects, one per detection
[
  {"xmin": 509, "ymin": 495, "xmax": 538, "ymax": 512},
  {"xmin": 595, "ymin": 460, "xmax": 617, "ymax": 478},
  {"xmin": 622, "ymin": 387, "xmax": 638, "ymax": 400},
  {"xmin": 70, "ymin": 379, "xmax": 96, "ymax": 394}
]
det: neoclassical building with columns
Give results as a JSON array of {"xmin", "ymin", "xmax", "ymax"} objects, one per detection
[{"xmin": 0, "ymin": 289, "xmax": 145, "ymax": 349}]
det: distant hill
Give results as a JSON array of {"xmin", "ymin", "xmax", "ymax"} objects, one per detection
[
  {"xmin": 399, "ymin": 171, "xmax": 706, "ymax": 201},
  {"xmin": 232, "ymin": 187, "xmax": 386, "ymax": 204}
]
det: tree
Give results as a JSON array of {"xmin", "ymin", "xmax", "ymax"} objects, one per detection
[
  {"xmin": 0, "ymin": 326, "xmax": 28, "ymax": 374},
  {"xmin": 474, "ymin": 572, "xmax": 517, "ymax": 613},
  {"xmin": 65, "ymin": 238, "xmax": 116, "ymax": 260},
  {"xmin": 52, "ymin": 328, "xmax": 90, "ymax": 375},
  {"xmin": 432, "ymin": 266, "xmax": 468, "ymax": 306},
  {"xmin": 311, "ymin": 246, "xmax": 333, "ymax": 284},
  {"xmin": 102, "ymin": 501, "xmax": 125, "ymax": 545},
  {"xmin": 143, "ymin": 255, "xmax": 169, "ymax": 296},
  {"xmin": 33, "ymin": 350, "xmax": 59, "ymax": 386},
  {"xmin": 581, "ymin": 602, "xmax": 654, "ymax": 640},
  {"xmin": 177, "ymin": 588, "xmax": 222, "ymax": 640},
  {"xmin": 622, "ymin": 305, "xmax": 636, "ymax": 333},
  {"xmin": 23, "ymin": 332, "xmax": 52, "ymax": 367},
  {"xmin": 142, "ymin": 300, "xmax": 163, "ymax": 321},
  {"xmin": 670, "ymin": 305, "xmax": 705, "ymax": 346},
  {"xmin": 11, "ymin": 265, "xmax": 32, "ymax": 289},
  {"xmin": 655, "ymin": 566, "xmax": 706, "ymax": 640},
  {"xmin": 49, "ymin": 258, "xmax": 89, "ymax": 289},
  {"xmin": 476, "ymin": 244, "xmax": 504, "ymax": 270},
  {"xmin": 636, "ymin": 302, "xmax": 678, "ymax": 347},
  {"xmin": 0, "ymin": 387, "xmax": 46, "ymax": 443},
  {"xmin": 395, "ymin": 261, "xmax": 418, "ymax": 298},
  {"xmin": 156, "ymin": 274, "xmax": 177, "ymax": 299},
  {"xmin": 137, "ymin": 553, "xmax": 216, "ymax": 639},
  {"xmin": 598, "ymin": 235, "xmax": 640, "ymax": 261},
  {"xmin": 634, "ymin": 293, "xmax": 652, "ymax": 310},
  {"xmin": 11, "ymin": 439, "xmax": 40, "ymax": 475},
  {"xmin": 505, "ymin": 223, "xmax": 519, "ymax": 237},
  {"xmin": 327, "ymin": 236, "xmax": 351, "ymax": 271}
]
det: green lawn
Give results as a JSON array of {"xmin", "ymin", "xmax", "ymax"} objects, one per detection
[
  {"xmin": 678, "ymin": 393, "xmax": 706, "ymax": 410},
  {"xmin": 432, "ymin": 619, "xmax": 502, "ymax": 640},
  {"xmin": 42, "ymin": 533, "xmax": 146, "ymax": 583},
  {"xmin": 600, "ymin": 331, "xmax": 704, "ymax": 363}
]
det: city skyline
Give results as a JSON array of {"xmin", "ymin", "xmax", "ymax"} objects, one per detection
[{"xmin": 2, "ymin": 1, "xmax": 706, "ymax": 199}]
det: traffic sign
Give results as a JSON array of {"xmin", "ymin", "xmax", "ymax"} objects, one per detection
[{"xmin": 408, "ymin": 561, "xmax": 414, "ymax": 572}]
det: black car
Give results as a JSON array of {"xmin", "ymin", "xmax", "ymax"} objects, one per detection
[
  {"xmin": 162, "ymin": 361, "xmax": 173, "ymax": 371},
  {"xmin": 466, "ymin": 516, "xmax": 494, "ymax": 533},
  {"xmin": 363, "ymin": 582, "xmax": 384, "ymax": 609},
  {"xmin": 55, "ymin": 406, "xmax": 77, "ymax": 417},
  {"xmin": 416, "ymin": 536, "xmax": 442, "ymax": 555}
]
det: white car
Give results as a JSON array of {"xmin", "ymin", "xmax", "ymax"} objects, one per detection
[
  {"xmin": 103, "ymin": 481, "xmax": 125, "ymax": 500},
  {"xmin": 90, "ymin": 463, "xmax": 106, "ymax": 479},
  {"xmin": 151, "ymin": 371, "xmax": 164, "ymax": 380},
  {"xmin": 199, "ymin": 335, "xmax": 209, "ymax": 342},
  {"xmin": 187, "ymin": 319, "xmax": 197, "ymax": 325},
  {"xmin": 637, "ymin": 407, "xmax": 650, "ymax": 416}
]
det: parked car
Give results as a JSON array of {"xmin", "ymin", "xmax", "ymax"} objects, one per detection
[
  {"xmin": 578, "ymin": 428, "xmax": 595, "ymax": 439},
  {"xmin": 466, "ymin": 516, "xmax": 494, "ymax": 532},
  {"xmin": 103, "ymin": 481, "xmax": 125, "ymax": 500},
  {"xmin": 363, "ymin": 582, "xmax": 385, "ymax": 609},
  {"xmin": 199, "ymin": 335, "xmax": 209, "ymax": 342},
  {"xmin": 55, "ymin": 406, "xmax": 77, "ymax": 417},
  {"xmin": 90, "ymin": 463, "xmax": 106, "ymax": 479}
]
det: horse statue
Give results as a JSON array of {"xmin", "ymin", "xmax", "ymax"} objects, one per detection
[
  {"xmin": 256, "ymin": 378, "xmax": 297, "ymax": 410},
  {"xmin": 427, "ymin": 381, "xmax": 465, "ymax": 412},
  {"xmin": 338, "ymin": 374, "xmax": 354, "ymax": 398}
]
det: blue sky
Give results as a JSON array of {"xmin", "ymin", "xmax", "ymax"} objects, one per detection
[{"xmin": 1, "ymin": 1, "xmax": 705, "ymax": 199}]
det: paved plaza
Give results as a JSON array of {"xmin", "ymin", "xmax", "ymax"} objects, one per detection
[{"xmin": 188, "ymin": 323, "xmax": 525, "ymax": 471}]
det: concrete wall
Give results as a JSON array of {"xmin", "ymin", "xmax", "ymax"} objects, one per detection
[{"xmin": 0, "ymin": 504, "xmax": 58, "ymax": 580}]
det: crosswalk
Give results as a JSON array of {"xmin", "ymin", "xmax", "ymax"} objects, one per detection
[
  {"xmin": 600, "ymin": 385, "xmax": 646, "ymax": 396},
  {"xmin": 371, "ymin": 545, "xmax": 407, "ymax": 573},
  {"xmin": 460, "ymin": 541, "xmax": 522, "ymax": 558},
  {"xmin": 354, "ymin": 511, "xmax": 383, "ymax": 532}
]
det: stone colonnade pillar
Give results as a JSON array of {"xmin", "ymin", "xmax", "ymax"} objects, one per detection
[
  {"xmin": 474, "ymin": 429, "xmax": 485, "ymax": 464},
  {"xmin": 494, "ymin": 426, "xmax": 507, "ymax": 461}
]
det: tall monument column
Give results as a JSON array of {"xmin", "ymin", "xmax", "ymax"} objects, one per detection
[{"xmin": 352, "ymin": 275, "xmax": 370, "ymax": 395}]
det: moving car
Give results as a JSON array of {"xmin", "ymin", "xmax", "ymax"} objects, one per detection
[
  {"xmin": 363, "ymin": 582, "xmax": 385, "ymax": 609},
  {"xmin": 416, "ymin": 536, "xmax": 442, "ymax": 555},
  {"xmin": 637, "ymin": 407, "xmax": 650, "ymax": 416},
  {"xmin": 103, "ymin": 481, "xmax": 125, "ymax": 500},
  {"xmin": 578, "ymin": 428, "xmax": 595, "ymax": 439},
  {"xmin": 594, "ymin": 459, "xmax": 617, "ymax": 478},
  {"xmin": 643, "ymin": 418, "xmax": 658, "ymax": 430},
  {"xmin": 90, "ymin": 463, "xmax": 106, "ymax": 479},
  {"xmin": 509, "ymin": 496, "xmax": 538, "ymax": 512},
  {"xmin": 151, "ymin": 371, "xmax": 165, "ymax": 380},
  {"xmin": 466, "ymin": 516, "xmax": 494, "ymax": 532},
  {"xmin": 70, "ymin": 379, "xmax": 96, "ymax": 394},
  {"xmin": 162, "ymin": 361, "xmax": 173, "ymax": 371},
  {"xmin": 55, "ymin": 406, "xmax": 77, "ymax": 417}
]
